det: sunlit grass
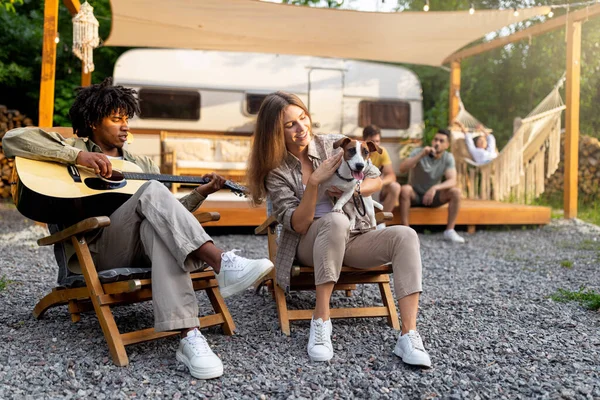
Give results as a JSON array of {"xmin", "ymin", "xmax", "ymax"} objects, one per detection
[
  {"xmin": 550, "ymin": 287, "xmax": 600, "ymax": 311},
  {"xmin": 534, "ymin": 193, "xmax": 600, "ymax": 226}
]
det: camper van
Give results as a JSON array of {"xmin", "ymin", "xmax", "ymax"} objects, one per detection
[{"xmin": 113, "ymin": 49, "xmax": 423, "ymax": 174}]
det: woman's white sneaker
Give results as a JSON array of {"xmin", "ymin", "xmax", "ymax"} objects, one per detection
[
  {"xmin": 394, "ymin": 330, "xmax": 432, "ymax": 368},
  {"xmin": 216, "ymin": 249, "xmax": 274, "ymax": 298},
  {"xmin": 176, "ymin": 328, "xmax": 224, "ymax": 379},
  {"xmin": 307, "ymin": 317, "xmax": 333, "ymax": 362}
]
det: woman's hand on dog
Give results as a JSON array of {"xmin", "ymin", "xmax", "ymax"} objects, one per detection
[{"xmin": 308, "ymin": 151, "xmax": 344, "ymax": 186}]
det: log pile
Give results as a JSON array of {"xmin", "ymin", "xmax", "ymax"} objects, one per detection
[
  {"xmin": 0, "ymin": 105, "xmax": 33, "ymax": 199},
  {"xmin": 544, "ymin": 134, "xmax": 600, "ymax": 203}
]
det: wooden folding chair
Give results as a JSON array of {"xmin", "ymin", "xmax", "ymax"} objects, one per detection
[
  {"xmin": 33, "ymin": 212, "xmax": 235, "ymax": 367},
  {"xmin": 255, "ymin": 211, "xmax": 400, "ymax": 336}
]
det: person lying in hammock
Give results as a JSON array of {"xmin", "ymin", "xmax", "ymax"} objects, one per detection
[{"xmin": 454, "ymin": 121, "xmax": 498, "ymax": 165}]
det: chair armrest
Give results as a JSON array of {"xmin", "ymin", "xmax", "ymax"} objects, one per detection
[
  {"xmin": 195, "ymin": 212, "xmax": 220, "ymax": 224},
  {"xmin": 37, "ymin": 216, "xmax": 111, "ymax": 246},
  {"xmin": 376, "ymin": 212, "xmax": 393, "ymax": 223},
  {"xmin": 255, "ymin": 215, "xmax": 279, "ymax": 235}
]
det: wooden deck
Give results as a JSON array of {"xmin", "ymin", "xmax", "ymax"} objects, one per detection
[{"xmin": 195, "ymin": 198, "xmax": 551, "ymax": 229}]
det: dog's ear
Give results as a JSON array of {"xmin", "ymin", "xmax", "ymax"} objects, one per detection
[
  {"xmin": 333, "ymin": 137, "xmax": 351, "ymax": 150},
  {"xmin": 366, "ymin": 140, "xmax": 383, "ymax": 154}
]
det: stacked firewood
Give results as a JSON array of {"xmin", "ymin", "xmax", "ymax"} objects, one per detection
[
  {"xmin": 0, "ymin": 105, "xmax": 33, "ymax": 199},
  {"xmin": 544, "ymin": 134, "xmax": 600, "ymax": 203}
]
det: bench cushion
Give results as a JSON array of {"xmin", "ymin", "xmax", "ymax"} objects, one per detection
[
  {"xmin": 163, "ymin": 138, "xmax": 215, "ymax": 161},
  {"xmin": 163, "ymin": 136, "xmax": 251, "ymax": 167}
]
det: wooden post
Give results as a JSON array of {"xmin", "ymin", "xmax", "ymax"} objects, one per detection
[
  {"xmin": 564, "ymin": 21, "xmax": 581, "ymax": 219},
  {"xmin": 448, "ymin": 61, "xmax": 461, "ymax": 124},
  {"xmin": 81, "ymin": 65, "xmax": 92, "ymax": 87},
  {"xmin": 38, "ymin": 0, "xmax": 60, "ymax": 127}
]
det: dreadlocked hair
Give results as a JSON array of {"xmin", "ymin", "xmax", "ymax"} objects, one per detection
[{"xmin": 69, "ymin": 77, "xmax": 140, "ymax": 138}]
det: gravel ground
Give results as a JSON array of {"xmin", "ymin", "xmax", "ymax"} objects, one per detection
[{"xmin": 0, "ymin": 200, "xmax": 599, "ymax": 399}]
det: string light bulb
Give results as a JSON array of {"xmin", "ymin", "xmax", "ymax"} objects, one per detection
[
  {"xmin": 54, "ymin": 33, "xmax": 60, "ymax": 44},
  {"xmin": 469, "ymin": 3, "xmax": 475, "ymax": 14},
  {"xmin": 423, "ymin": 0, "xmax": 429, "ymax": 12},
  {"xmin": 547, "ymin": 10, "xmax": 554, "ymax": 18},
  {"xmin": 513, "ymin": 7, "xmax": 519, "ymax": 17}
]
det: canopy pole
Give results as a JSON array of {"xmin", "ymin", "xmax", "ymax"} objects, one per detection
[
  {"xmin": 38, "ymin": 0, "xmax": 60, "ymax": 127},
  {"xmin": 564, "ymin": 20, "xmax": 581, "ymax": 219},
  {"xmin": 448, "ymin": 61, "xmax": 461, "ymax": 124},
  {"xmin": 39, "ymin": 0, "xmax": 86, "ymax": 126}
]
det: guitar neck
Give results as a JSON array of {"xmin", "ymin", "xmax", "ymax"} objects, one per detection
[{"xmin": 122, "ymin": 172, "xmax": 209, "ymax": 185}]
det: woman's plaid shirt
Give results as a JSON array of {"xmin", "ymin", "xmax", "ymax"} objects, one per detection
[{"xmin": 265, "ymin": 133, "xmax": 381, "ymax": 291}]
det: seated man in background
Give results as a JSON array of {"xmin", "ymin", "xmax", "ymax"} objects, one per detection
[
  {"xmin": 2, "ymin": 78, "xmax": 274, "ymax": 380},
  {"xmin": 398, "ymin": 129, "xmax": 465, "ymax": 243},
  {"xmin": 362, "ymin": 125, "xmax": 401, "ymax": 229}
]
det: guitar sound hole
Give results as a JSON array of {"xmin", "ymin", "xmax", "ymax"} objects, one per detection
[
  {"xmin": 98, "ymin": 170, "xmax": 125, "ymax": 183},
  {"xmin": 84, "ymin": 177, "xmax": 127, "ymax": 190}
]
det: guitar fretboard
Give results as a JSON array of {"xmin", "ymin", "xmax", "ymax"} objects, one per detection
[
  {"xmin": 122, "ymin": 172, "xmax": 209, "ymax": 185},
  {"xmin": 121, "ymin": 172, "xmax": 247, "ymax": 194}
]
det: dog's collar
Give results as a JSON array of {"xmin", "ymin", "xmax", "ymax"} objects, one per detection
[
  {"xmin": 336, "ymin": 158, "xmax": 374, "ymax": 182},
  {"xmin": 335, "ymin": 169, "xmax": 354, "ymax": 182}
]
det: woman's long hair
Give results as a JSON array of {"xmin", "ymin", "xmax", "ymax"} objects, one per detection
[{"xmin": 247, "ymin": 91, "xmax": 310, "ymax": 205}]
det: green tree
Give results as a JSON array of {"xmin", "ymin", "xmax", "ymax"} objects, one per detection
[
  {"xmin": 396, "ymin": 1, "xmax": 600, "ymax": 146},
  {"xmin": 0, "ymin": 0, "xmax": 23, "ymax": 13},
  {"xmin": 0, "ymin": 0, "xmax": 128, "ymax": 125}
]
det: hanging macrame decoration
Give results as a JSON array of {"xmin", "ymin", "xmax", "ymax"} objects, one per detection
[{"xmin": 72, "ymin": 2, "xmax": 99, "ymax": 74}]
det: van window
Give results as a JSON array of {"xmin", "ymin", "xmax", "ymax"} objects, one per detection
[
  {"xmin": 139, "ymin": 89, "xmax": 200, "ymax": 120},
  {"xmin": 246, "ymin": 94, "xmax": 268, "ymax": 115},
  {"xmin": 358, "ymin": 100, "xmax": 410, "ymax": 129}
]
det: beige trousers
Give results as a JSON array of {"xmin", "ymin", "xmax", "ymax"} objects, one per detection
[
  {"xmin": 296, "ymin": 212, "xmax": 422, "ymax": 297},
  {"xmin": 89, "ymin": 181, "xmax": 212, "ymax": 332}
]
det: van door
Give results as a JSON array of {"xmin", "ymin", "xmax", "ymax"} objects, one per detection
[{"xmin": 308, "ymin": 68, "xmax": 344, "ymax": 134}]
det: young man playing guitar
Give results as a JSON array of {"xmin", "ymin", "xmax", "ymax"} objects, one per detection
[{"xmin": 2, "ymin": 78, "xmax": 274, "ymax": 380}]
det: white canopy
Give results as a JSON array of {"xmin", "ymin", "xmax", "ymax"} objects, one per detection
[{"xmin": 105, "ymin": 0, "xmax": 550, "ymax": 66}]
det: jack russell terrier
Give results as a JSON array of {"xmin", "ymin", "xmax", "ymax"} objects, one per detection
[{"xmin": 321, "ymin": 136, "xmax": 383, "ymax": 228}]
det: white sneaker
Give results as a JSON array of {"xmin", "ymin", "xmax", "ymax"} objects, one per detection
[
  {"xmin": 443, "ymin": 229, "xmax": 465, "ymax": 243},
  {"xmin": 216, "ymin": 249, "xmax": 274, "ymax": 298},
  {"xmin": 176, "ymin": 328, "xmax": 224, "ymax": 379},
  {"xmin": 307, "ymin": 317, "xmax": 333, "ymax": 362},
  {"xmin": 376, "ymin": 223, "xmax": 386, "ymax": 230},
  {"xmin": 394, "ymin": 330, "xmax": 432, "ymax": 368}
]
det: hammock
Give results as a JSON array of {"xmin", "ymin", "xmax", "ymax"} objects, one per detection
[{"xmin": 450, "ymin": 74, "xmax": 566, "ymax": 203}]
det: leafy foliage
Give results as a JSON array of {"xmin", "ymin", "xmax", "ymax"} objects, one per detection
[
  {"xmin": 396, "ymin": 0, "xmax": 600, "ymax": 147},
  {"xmin": 0, "ymin": 0, "xmax": 128, "ymax": 126},
  {"xmin": 0, "ymin": 0, "xmax": 23, "ymax": 13}
]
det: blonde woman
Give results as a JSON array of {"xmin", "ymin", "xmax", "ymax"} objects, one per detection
[{"xmin": 247, "ymin": 91, "xmax": 431, "ymax": 367}]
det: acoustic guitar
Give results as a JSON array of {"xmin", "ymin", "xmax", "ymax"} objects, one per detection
[{"xmin": 12, "ymin": 157, "xmax": 248, "ymax": 224}]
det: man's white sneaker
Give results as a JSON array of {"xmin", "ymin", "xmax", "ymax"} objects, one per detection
[
  {"xmin": 443, "ymin": 229, "xmax": 465, "ymax": 243},
  {"xmin": 216, "ymin": 249, "xmax": 274, "ymax": 298},
  {"xmin": 394, "ymin": 330, "xmax": 432, "ymax": 368},
  {"xmin": 307, "ymin": 317, "xmax": 333, "ymax": 362},
  {"xmin": 176, "ymin": 328, "xmax": 223, "ymax": 379}
]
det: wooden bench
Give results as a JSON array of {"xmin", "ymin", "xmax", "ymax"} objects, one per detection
[{"xmin": 160, "ymin": 131, "xmax": 252, "ymax": 192}]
